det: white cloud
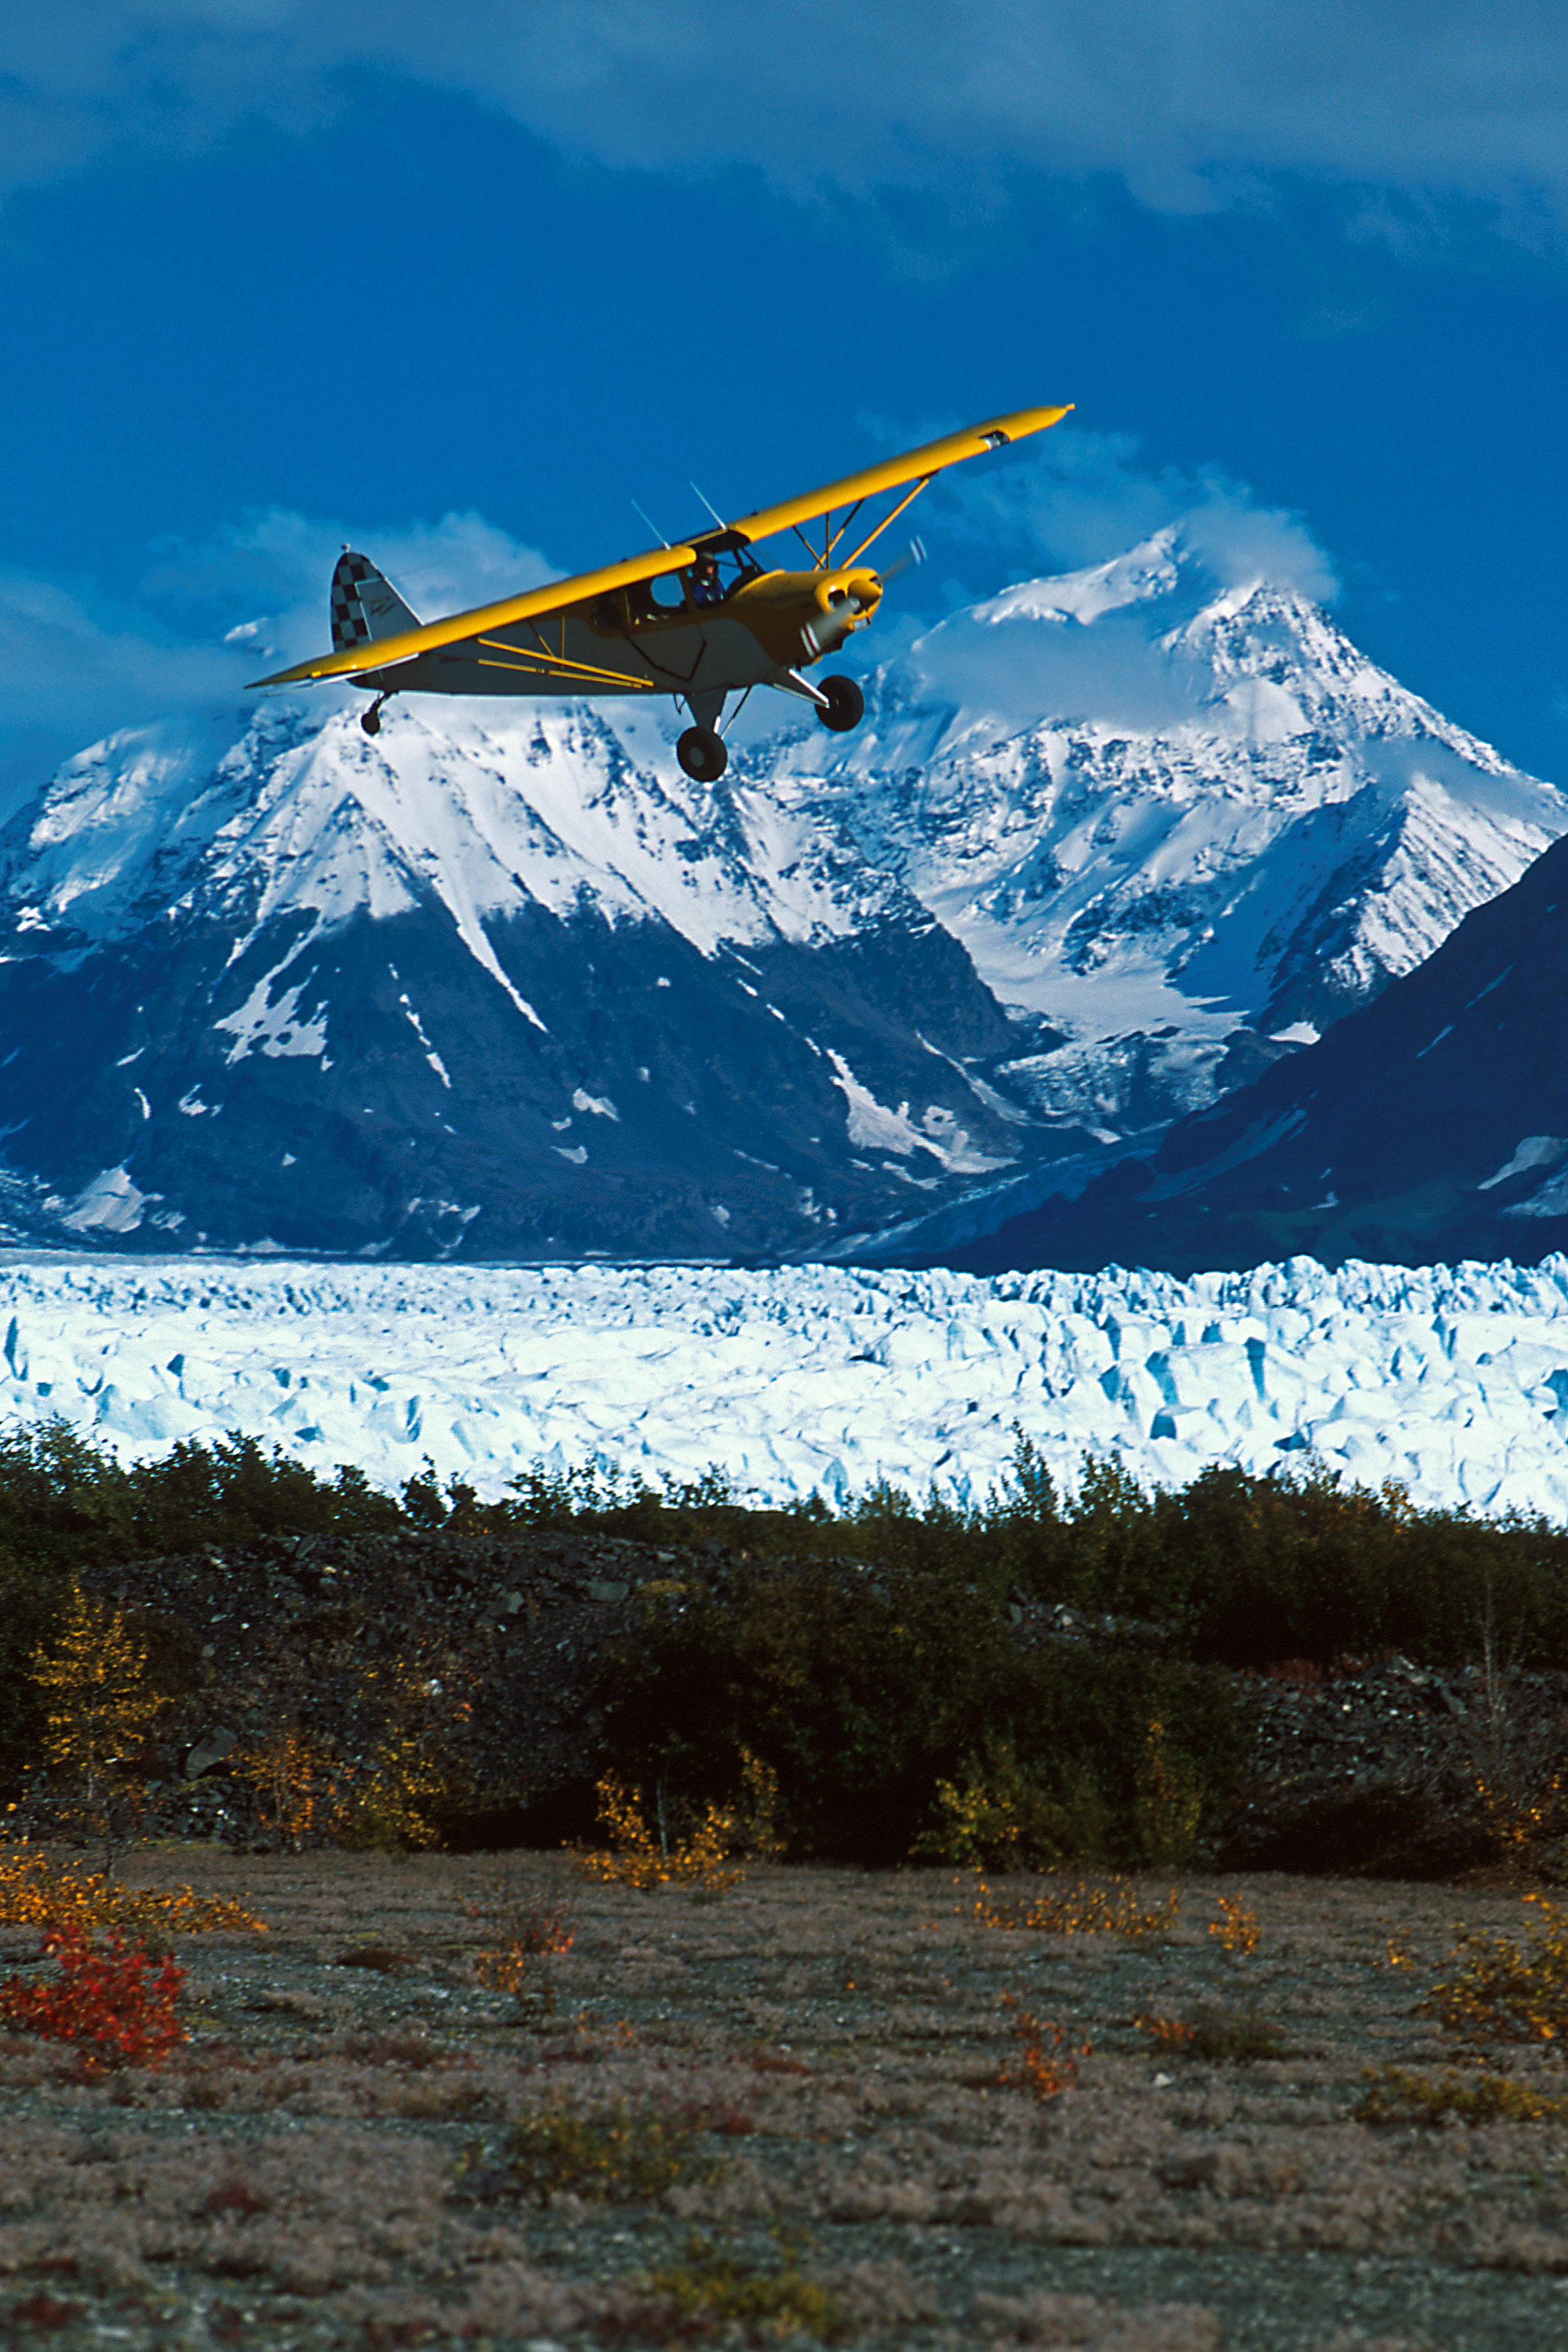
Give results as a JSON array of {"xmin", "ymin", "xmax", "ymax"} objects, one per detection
[
  {"xmin": 140, "ymin": 507, "xmax": 556, "ymax": 667},
  {"xmin": 925, "ymin": 424, "xmax": 1339, "ymax": 604},
  {"xmin": 1, "ymin": 3, "xmax": 1567, "ymax": 227}
]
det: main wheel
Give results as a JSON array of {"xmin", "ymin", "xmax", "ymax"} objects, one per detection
[
  {"xmin": 676, "ymin": 725, "xmax": 729, "ymax": 781},
  {"xmin": 816, "ymin": 674, "xmax": 865, "ymax": 733},
  {"xmin": 360, "ymin": 705, "xmax": 382, "ymax": 737}
]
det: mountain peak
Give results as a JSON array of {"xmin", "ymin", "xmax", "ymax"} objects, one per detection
[{"xmin": 763, "ymin": 540, "xmax": 1567, "ymax": 1135}]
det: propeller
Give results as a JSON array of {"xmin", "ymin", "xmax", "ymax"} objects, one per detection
[{"xmin": 878, "ymin": 535, "xmax": 927, "ymax": 585}]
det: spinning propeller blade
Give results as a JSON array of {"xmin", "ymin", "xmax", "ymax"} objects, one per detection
[{"xmin": 878, "ymin": 537, "xmax": 927, "ymax": 584}]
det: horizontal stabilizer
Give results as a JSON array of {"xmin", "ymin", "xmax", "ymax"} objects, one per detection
[{"xmin": 331, "ymin": 551, "xmax": 421, "ymax": 651}]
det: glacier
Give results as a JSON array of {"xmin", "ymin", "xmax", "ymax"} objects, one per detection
[{"xmin": 1, "ymin": 1249, "xmax": 1565, "ymax": 1521}]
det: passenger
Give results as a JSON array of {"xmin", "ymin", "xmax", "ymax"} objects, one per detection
[{"xmin": 691, "ymin": 553, "xmax": 725, "ymax": 607}]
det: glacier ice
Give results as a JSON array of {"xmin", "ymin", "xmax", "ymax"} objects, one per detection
[{"xmin": 0, "ymin": 1249, "xmax": 1563, "ymax": 1521}]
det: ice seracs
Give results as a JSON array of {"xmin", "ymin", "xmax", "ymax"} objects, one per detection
[{"xmin": 0, "ymin": 1249, "xmax": 1563, "ymax": 1521}]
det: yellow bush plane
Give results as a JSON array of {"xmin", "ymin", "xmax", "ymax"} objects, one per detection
[{"xmin": 248, "ymin": 405, "xmax": 1072, "ymax": 780}]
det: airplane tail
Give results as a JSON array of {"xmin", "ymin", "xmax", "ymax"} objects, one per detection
[{"xmin": 330, "ymin": 550, "xmax": 421, "ymax": 650}]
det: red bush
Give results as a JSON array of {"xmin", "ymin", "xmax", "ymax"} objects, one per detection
[{"xmin": 0, "ymin": 1919, "xmax": 187, "ymax": 2072}]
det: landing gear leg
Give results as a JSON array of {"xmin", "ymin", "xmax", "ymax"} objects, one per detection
[
  {"xmin": 677, "ymin": 689, "xmax": 729, "ymax": 780},
  {"xmin": 361, "ymin": 693, "xmax": 394, "ymax": 737}
]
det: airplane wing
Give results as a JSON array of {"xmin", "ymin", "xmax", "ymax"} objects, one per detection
[
  {"xmin": 247, "ymin": 403, "xmax": 1071, "ymax": 690},
  {"xmin": 248, "ymin": 543, "xmax": 698, "ymax": 689},
  {"xmin": 713, "ymin": 404, "xmax": 1073, "ymax": 554}
]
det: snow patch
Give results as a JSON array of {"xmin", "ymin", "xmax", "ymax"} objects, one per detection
[
  {"xmin": 825, "ymin": 1051, "xmax": 1010, "ymax": 1175},
  {"xmin": 60, "ymin": 1168, "xmax": 152, "ymax": 1235},
  {"xmin": 1479, "ymin": 1137, "xmax": 1568, "ymax": 1193},
  {"xmin": 215, "ymin": 974, "xmax": 328, "ymax": 1065}
]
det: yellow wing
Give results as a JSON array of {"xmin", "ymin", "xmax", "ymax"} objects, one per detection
[
  {"xmin": 246, "ymin": 403, "xmax": 1072, "ymax": 690},
  {"xmin": 721, "ymin": 404, "xmax": 1073, "ymax": 552}
]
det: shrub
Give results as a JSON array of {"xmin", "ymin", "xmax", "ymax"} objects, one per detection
[
  {"xmin": 594, "ymin": 1551, "xmax": 1253, "ymax": 1869},
  {"xmin": 468, "ymin": 1898, "xmax": 572, "ymax": 2022},
  {"xmin": 917, "ymin": 1741, "xmax": 1110, "ymax": 1873},
  {"xmin": 968, "ymin": 1874, "xmax": 1181, "ymax": 1942},
  {"xmin": 633, "ymin": 2231, "xmax": 847, "ymax": 2345},
  {"xmin": 576, "ymin": 1774, "xmax": 744, "ymax": 1893},
  {"xmin": 1423, "ymin": 1893, "xmax": 1568, "ymax": 2050},
  {"xmin": 1208, "ymin": 1894, "xmax": 1261, "ymax": 1957},
  {"xmin": 500, "ymin": 2100, "xmax": 727, "ymax": 2203},
  {"xmin": 1355, "ymin": 2063, "xmax": 1563, "ymax": 2126},
  {"xmin": 1135, "ymin": 2005, "xmax": 1286, "ymax": 2063},
  {"xmin": 233, "ymin": 1725, "xmax": 352, "ymax": 1851},
  {"xmin": 1000, "ymin": 1997, "xmax": 1091, "ymax": 2098},
  {"xmin": 334, "ymin": 1655, "xmax": 478, "ymax": 1853},
  {"xmin": 0, "ymin": 1920, "xmax": 185, "ymax": 2072},
  {"xmin": 0, "ymin": 1839, "xmax": 266, "ymax": 1937}
]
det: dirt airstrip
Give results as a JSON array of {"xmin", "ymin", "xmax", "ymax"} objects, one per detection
[{"xmin": 4, "ymin": 1851, "xmax": 1568, "ymax": 2349}]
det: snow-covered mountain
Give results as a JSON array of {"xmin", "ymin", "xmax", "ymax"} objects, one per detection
[
  {"xmin": 0, "ymin": 527, "xmax": 1559, "ymax": 1262},
  {"xmin": 926, "ymin": 819, "xmax": 1568, "ymax": 1278},
  {"xmin": 0, "ymin": 699, "xmax": 1036, "ymax": 1257},
  {"xmin": 762, "ymin": 529, "xmax": 1567, "ymax": 1133}
]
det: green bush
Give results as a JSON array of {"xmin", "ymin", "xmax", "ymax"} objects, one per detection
[{"xmin": 591, "ymin": 1550, "xmax": 1255, "ymax": 1868}]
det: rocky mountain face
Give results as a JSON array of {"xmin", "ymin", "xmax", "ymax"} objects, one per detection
[
  {"xmin": 920, "ymin": 824, "xmax": 1568, "ymax": 1276},
  {"xmin": 0, "ymin": 529, "xmax": 1558, "ymax": 1262},
  {"xmin": 766, "ymin": 529, "xmax": 1566, "ymax": 1137}
]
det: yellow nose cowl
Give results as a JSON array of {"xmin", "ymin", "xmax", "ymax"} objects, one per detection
[{"xmin": 815, "ymin": 570, "xmax": 882, "ymax": 623}]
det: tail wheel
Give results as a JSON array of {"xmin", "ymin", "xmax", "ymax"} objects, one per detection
[
  {"xmin": 676, "ymin": 725, "xmax": 729, "ymax": 781},
  {"xmin": 817, "ymin": 674, "xmax": 865, "ymax": 733}
]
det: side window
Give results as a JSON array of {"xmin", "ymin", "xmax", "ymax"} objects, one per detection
[{"xmin": 649, "ymin": 574, "xmax": 688, "ymax": 613}]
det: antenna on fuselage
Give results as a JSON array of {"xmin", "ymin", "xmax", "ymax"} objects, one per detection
[{"xmin": 631, "ymin": 501, "xmax": 672, "ymax": 550}]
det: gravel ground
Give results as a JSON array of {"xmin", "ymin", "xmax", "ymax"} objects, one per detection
[{"xmin": 5, "ymin": 1850, "xmax": 1568, "ymax": 2348}]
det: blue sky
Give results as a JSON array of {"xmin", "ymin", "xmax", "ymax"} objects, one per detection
[{"xmin": 1, "ymin": 2, "xmax": 1566, "ymax": 807}]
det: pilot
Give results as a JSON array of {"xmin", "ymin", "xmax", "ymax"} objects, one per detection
[{"xmin": 690, "ymin": 553, "xmax": 724, "ymax": 607}]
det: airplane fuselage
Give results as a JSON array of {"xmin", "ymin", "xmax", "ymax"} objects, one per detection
[{"xmin": 355, "ymin": 564, "xmax": 884, "ymax": 702}]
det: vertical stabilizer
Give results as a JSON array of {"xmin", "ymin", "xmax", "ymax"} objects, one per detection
[{"xmin": 330, "ymin": 551, "xmax": 421, "ymax": 650}]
